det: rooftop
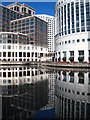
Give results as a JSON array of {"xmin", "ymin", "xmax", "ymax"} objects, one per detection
[{"xmin": 6, "ymin": 2, "xmax": 35, "ymax": 11}]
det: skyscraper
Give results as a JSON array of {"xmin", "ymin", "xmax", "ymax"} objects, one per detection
[{"xmin": 36, "ymin": 14, "xmax": 55, "ymax": 53}]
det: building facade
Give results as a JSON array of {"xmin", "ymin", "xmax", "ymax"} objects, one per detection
[
  {"xmin": 0, "ymin": 32, "xmax": 47, "ymax": 62},
  {"xmin": 0, "ymin": 3, "xmax": 48, "ymax": 62},
  {"xmin": 0, "ymin": 4, "xmax": 23, "ymax": 32},
  {"xmin": 36, "ymin": 14, "xmax": 55, "ymax": 53},
  {"xmin": 10, "ymin": 16, "xmax": 47, "ymax": 48},
  {"xmin": 55, "ymin": 0, "xmax": 90, "ymax": 63}
]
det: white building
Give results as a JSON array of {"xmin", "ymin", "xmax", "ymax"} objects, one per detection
[
  {"xmin": 36, "ymin": 14, "xmax": 55, "ymax": 53},
  {"xmin": 0, "ymin": 32, "xmax": 48, "ymax": 63},
  {"xmin": 55, "ymin": 0, "xmax": 90, "ymax": 63}
]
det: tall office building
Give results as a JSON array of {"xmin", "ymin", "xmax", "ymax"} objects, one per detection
[
  {"xmin": 0, "ymin": 3, "xmax": 48, "ymax": 62},
  {"xmin": 36, "ymin": 14, "xmax": 55, "ymax": 53},
  {"xmin": 55, "ymin": 0, "xmax": 90, "ymax": 63},
  {"xmin": 10, "ymin": 16, "xmax": 47, "ymax": 47}
]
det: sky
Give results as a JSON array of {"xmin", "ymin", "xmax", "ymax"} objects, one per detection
[{"xmin": 2, "ymin": 2, "xmax": 56, "ymax": 16}]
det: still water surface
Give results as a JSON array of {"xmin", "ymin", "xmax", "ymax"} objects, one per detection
[{"xmin": 0, "ymin": 66, "xmax": 90, "ymax": 119}]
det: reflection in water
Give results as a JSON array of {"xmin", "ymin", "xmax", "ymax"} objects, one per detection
[
  {"xmin": 1, "ymin": 66, "xmax": 90, "ymax": 119},
  {"xmin": 55, "ymin": 70, "xmax": 90, "ymax": 119},
  {"xmin": 0, "ymin": 66, "xmax": 55, "ymax": 120}
]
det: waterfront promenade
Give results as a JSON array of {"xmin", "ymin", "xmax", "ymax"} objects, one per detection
[{"xmin": 1, "ymin": 61, "xmax": 90, "ymax": 69}]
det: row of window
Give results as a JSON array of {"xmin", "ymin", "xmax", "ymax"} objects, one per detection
[
  {"xmin": 59, "ymin": 38, "xmax": 90, "ymax": 46},
  {"xmin": 57, "ymin": 1, "xmax": 90, "ymax": 36},
  {"xmin": 0, "ymin": 71, "xmax": 44, "ymax": 78},
  {"xmin": 57, "ymin": 86, "xmax": 86, "ymax": 96},
  {"xmin": 0, "ymin": 45, "xmax": 43, "ymax": 51},
  {"xmin": 0, "ymin": 52, "xmax": 44, "ymax": 58},
  {"xmin": 10, "ymin": 6, "xmax": 34, "ymax": 16}
]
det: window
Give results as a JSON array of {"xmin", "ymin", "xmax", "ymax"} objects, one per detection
[
  {"xmin": 0, "ymin": 35, "xmax": 2, "ymax": 43},
  {"xmin": 27, "ymin": 52, "xmax": 30, "ymax": 57},
  {"xmin": 69, "ymin": 72, "xmax": 74, "ymax": 83},
  {"xmin": 19, "ymin": 52, "xmax": 22, "ymax": 57},
  {"xmin": 77, "ymin": 39, "xmax": 80, "ymax": 42},
  {"xmin": 82, "ymin": 39, "xmax": 85, "ymax": 42},
  {"xmin": 15, "ymin": 53, "xmax": 17, "ymax": 58},
  {"xmin": 65, "ymin": 41, "xmax": 67, "ymax": 44},
  {"xmin": 3, "ymin": 34, "xmax": 7, "ymax": 43},
  {"xmin": 0, "ymin": 52, "xmax": 1, "ymax": 57},
  {"xmin": 12, "ymin": 52, "xmax": 14, "ymax": 57},
  {"xmin": 8, "ymin": 35, "xmax": 11, "ymax": 43},
  {"xmin": 3, "ymin": 72, "xmax": 6, "ymax": 77},
  {"xmin": 72, "ymin": 40, "xmax": 75, "ymax": 43},
  {"xmin": 79, "ymin": 51, "xmax": 84, "ymax": 56},
  {"xmin": 80, "ymin": 1, "xmax": 85, "ymax": 32},
  {"xmin": 23, "ymin": 52, "xmax": 26, "ymax": 57},
  {"xmin": 17, "ymin": 6, "xmax": 19, "ymax": 11},
  {"xmin": 78, "ymin": 72, "xmax": 84, "ymax": 84},
  {"xmin": 87, "ymin": 38, "xmax": 90, "ymax": 41},
  {"xmin": 70, "ymin": 51, "xmax": 74, "ymax": 56},
  {"xmin": 8, "ymin": 80, "xmax": 11, "ymax": 83},
  {"xmin": 8, "ymin": 52, "xmax": 11, "ymax": 57},
  {"xmin": 3, "ymin": 80, "xmax": 6, "ymax": 84},
  {"xmin": 67, "ymin": 3, "xmax": 70, "ymax": 34},
  {"xmin": 71, "ymin": 2, "xmax": 75, "ymax": 33},
  {"xmin": 3, "ymin": 52, "xmax": 6, "ymax": 57},
  {"xmin": 86, "ymin": 2, "xmax": 90, "ymax": 31},
  {"xmin": 3, "ymin": 45, "xmax": 6, "ymax": 49},
  {"xmin": 8, "ymin": 45, "xmax": 11, "ymax": 49},
  {"xmin": 68, "ymin": 40, "xmax": 70, "ymax": 44},
  {"xmin": 63, "ymin": 51, "xmax": 66, "ymax": 57},
  {"xmin": 28, "ymin": 10, "xmax": 31, "ymax": 15},
  {"xmin": 76, "ymin": 2, "xmax": 80, "ymax": 32},
  {"xmin": 8, "ymin": 72, "xmax": 11, "ymax": 77}
]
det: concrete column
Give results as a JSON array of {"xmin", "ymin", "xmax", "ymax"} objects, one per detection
[
  {"xmin": 61, "ymin": 51, "xmax": 63, "ymax": 62},
  {"xmin": 84, "ymin": 49, "xmax": 88, "ymax": 62},
  {"xmin": 30, "ymin": 52, "xmax": 32, "ymax": 61},
  {"xmin": 66, "ymin": 50, "xmax": 70, "ymax": 62},
  {"xmin": 74, "ymin": 50, "xmax": 78, "ymax": 62}
]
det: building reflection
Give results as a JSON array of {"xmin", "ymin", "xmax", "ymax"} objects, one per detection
[
  {"xmin": 0, "ymin": 66, "xmax": 49, "ymax": 120},
  {"xmin": 55, "ymin": 70, "xmax": 90, "ymax": 119}
]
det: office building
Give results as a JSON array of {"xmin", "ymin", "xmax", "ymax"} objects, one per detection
[
  {"xmin": 36, "ymin": 14, "xmax": 55, "ymax": 53},
  {"xmin": 0, "ymin": 3, "xmax": 48, "ymax": 62},
  {"xmin": 10, "ymin": 16, "xmax": 47, "ymax": 47},
  {"xmin": 55, "ymin": 0, "xmax": 90, "ymax": 63}
]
